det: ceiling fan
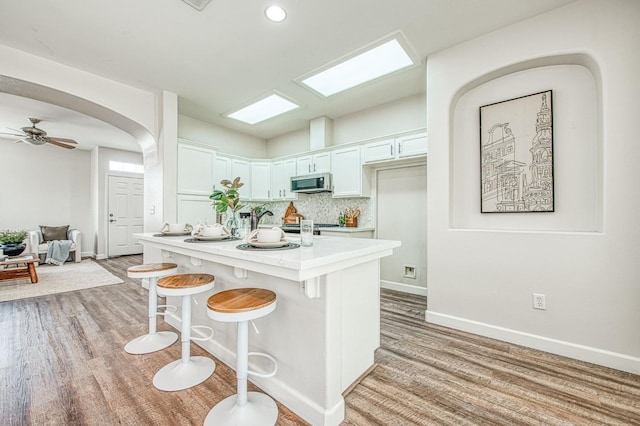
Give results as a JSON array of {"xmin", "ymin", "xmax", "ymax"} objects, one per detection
[{"xmin": 0, "ymin": 118, "xmax": 78, "ymax": 149}]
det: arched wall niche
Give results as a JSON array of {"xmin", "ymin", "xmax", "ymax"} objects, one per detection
[{"xmin": 447, "ymin": 53, "xmax": 603, "ymax": 232}]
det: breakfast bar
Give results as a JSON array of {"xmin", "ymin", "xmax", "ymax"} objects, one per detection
[{"xmin": 135, "ymin": 233, "xmax": 400, "ymax": 425}]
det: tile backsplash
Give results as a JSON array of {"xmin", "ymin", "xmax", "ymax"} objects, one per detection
[{"xmin": 246, "ymin": 194, "xmax": 373, "ymax": 228}]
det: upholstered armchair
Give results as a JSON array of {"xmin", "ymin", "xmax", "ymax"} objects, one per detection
[{"xmin": 29, "ymin": 228, "xmax": 82, "ymax": 263}]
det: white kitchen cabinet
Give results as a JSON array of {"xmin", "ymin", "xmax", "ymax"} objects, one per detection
[
  {"xmin": 251, "ymin": 162, "xmax": 272, "ymax": 200},
  {"xmin": 397, "ymin": 132, "xmax": 428, "ymax": 158},
  {"xmin": 331, "ymin": 146, "xmax": 370, "ymax": 197},
  {"xmin": 213, "ymin": 155, "xmax": 231, "ymax": 192},
  {"xmin": 177, "ymin": 144, "xmax": 215, "ymax": 195},
  {"xmin": 271, "ymin": 158, "xmax": 298, "ymax": 200},
  {"xmin": 177, "ymin": 194, "xmax": 215, "ymax": 226},
  {"xmin": 362, "ymin": 138, "xmax": 395, "ymax": 163},
  {"xmin": 296, "ymin": 152, "xmax": 331, "ymax": 175},
  {"xmin": 362, "ymin": 132, "xmax": 427, "ymax": 164},
  {"xmin": 282, "ymin": 158, "xmax": 298, "ymax": 200},
  {"xmin": 231, "ymin": 159, "xmax": 251, "ymax": 200}
]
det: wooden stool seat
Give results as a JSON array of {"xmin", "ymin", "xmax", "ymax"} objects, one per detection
[
  {"xmin": 127, "ymin": 262, "xmax": 178, "ymax": 278},
  {"xmin": 157, "ymin": 273, "xmax": 215, "ymax": 296},
  {"xmin": 207, "ymin": 288, "xmax": 276, "ymax": 313},
  {"xmin": 124, "ymin": 262, "xmax": 179, "ymax": 355}
]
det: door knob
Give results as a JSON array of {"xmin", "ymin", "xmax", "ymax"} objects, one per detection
[{"xmin": 110, "ymin": 219, "xmax": 117, "ymax": 223}]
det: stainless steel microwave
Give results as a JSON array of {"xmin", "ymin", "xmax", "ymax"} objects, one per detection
[{"xmin": 290, "ymin": 173, "xmax": 332, "ymax": 194}]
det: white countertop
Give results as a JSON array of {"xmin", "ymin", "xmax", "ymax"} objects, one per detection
[{"xmin": 135, "ymin": 233, "xmax": 399, "ymax": 282}]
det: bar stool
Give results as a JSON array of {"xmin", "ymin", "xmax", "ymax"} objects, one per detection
[
  {"xmin": 153, "ymin": 273, "xmax": 216, "ymax": 391},
  {"xmin": 205, "ymin": 288, "xmax": 278, "ymax": 426},
  {"xmin": 125, "ymin": 263, "xmax": 179, "ymax": 354}
]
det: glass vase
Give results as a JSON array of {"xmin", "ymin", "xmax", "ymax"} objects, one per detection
[{"xmin": 226, "ymin": 210, "xmax": 239, "ymax": 237}]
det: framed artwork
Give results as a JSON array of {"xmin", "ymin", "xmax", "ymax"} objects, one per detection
[{"xmin": 479, "ymin": 90, "xmax": 554, "ymax": 213}]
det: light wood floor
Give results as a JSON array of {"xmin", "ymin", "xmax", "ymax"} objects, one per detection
[
  {"xmin": 344, "ymin": 289, "xmax": 640, "ymax": 425},
  {"xmin": 1, "ymin": 255, "xmax": 639, "ymax": 425}
]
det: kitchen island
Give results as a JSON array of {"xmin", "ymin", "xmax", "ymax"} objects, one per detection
[{"xmin": 135, "ymin": 233, "xmax": 400, "ymax": 425}]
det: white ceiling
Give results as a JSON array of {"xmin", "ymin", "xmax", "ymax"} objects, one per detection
[{"xmin": 0, "ymin": 0, "xmax": 576, "ymax": 151}]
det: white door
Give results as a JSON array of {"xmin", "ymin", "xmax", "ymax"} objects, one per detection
[{"xmin": 108, "ymin": 175, "xmax": 144, "ymax": 257}]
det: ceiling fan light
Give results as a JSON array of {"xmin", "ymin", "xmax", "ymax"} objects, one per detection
[{"xmin": 23, "ymin": 136, "xmax": 46, "ymax": 146}]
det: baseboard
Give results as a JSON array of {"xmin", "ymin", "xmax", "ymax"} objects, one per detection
[
  {"xmin": 380, "ymin": 280, "xmax": 427, "ymax": 296},
  {"xmin": 426, "ymin": 310, "xmax": 640, "ymax": 375},
  {"xmin": 165, "ymin": 314, "xmax": 345, "ymax": 426},
  {"xmin": 94, "ymin": 253, "xmax": 107, "ymax": 260}
]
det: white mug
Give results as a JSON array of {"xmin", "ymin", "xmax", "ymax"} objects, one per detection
[
  {"xmin": 246, "ymin": 227, "xmax": 285, "ymax": 243},
  {"xmin": 195, "ymin": 223, "xmax": 228, "ymax": 237},
  {"xmin": 162, "ymin": 222, "xmax": 192, "ymax": 233}
]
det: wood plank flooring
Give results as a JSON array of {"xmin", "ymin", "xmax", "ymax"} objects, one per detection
[
  {"xmin": 0, "ymin": 255, "xmax": 305, "ymax": 426},
  {"xmin": 1, "ymin": 255, "xmax": 639, "ymax": 425},
  {"xmin": 343, "ymin": 289, "xmax": 640, "ymax": 426}
]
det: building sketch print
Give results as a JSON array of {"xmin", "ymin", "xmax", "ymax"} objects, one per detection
[{"xmin": 480, "ymin": 90, "xmax": 554, "ymax": 213}]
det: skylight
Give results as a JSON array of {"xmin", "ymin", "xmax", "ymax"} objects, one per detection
[
  {"xmin": 226, "ymin": 93, "xmax": 301, "ymax": 125},
  {"xmin": 299, "ymin": 37, "xmax": 416, "ymax": 97}
]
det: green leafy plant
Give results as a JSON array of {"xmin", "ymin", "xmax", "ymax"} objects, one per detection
[
  {"xmin": 209, "ymin": 177, "xmax": 245, "ymax": 213},
  {"xmin": 0, "ymin": 229, "xmax": 28, "ymax": 244}
]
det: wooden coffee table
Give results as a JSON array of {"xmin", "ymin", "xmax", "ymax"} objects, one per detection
[{"xmin": 0, "ymin": 255, "xmax": 40, "ymax": 284}]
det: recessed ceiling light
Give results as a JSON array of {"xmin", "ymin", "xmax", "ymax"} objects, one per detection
[
  {"xmin": 298, "ymin": 35, "xmax": 417, "ymax": 97},
  {"xmin": 265, "ymin": 5, "xmax": 287, "ymax": 22},
  {"xmin": 226, "ymin": 93, "xmax": 300, "ymax": 125}
]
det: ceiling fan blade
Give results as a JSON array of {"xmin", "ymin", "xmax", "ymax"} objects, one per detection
[
  {"xmin": 0, "ymin": 131, "xmax": 26, "ymax": 137},
  {"xmin": 48, "ymin": 137, "xmax": 78, "ymax": 144},
  {"xmin": 46, "ymin": 139, "xmax": 76, "ymax": 149}
]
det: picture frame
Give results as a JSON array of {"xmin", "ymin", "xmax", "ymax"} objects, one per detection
[{"xmin": 479, "ymin": 90, "xmax": 554, "ymax": 213}]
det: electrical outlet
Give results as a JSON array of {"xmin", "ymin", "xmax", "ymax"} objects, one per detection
[
  {"xmin": 533, "ymin": 293, "xmax": 546, "ymax": 310},
  {"xmin": 403, "ymin": 265, "xmax": 416, "ymax": 279}
]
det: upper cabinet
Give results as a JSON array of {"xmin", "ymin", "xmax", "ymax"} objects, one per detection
[
  {"xmin": 251, "ymin": 162, "xmax": 271, "ymax": 201},
  {"xmin": 331, "ymin": 146, "xmax": 370, "ymax": 198},
  {"xmin": 177, "ymin": 144, "xmax": 215, "ymax": 195},
  {"xmin": 213, "ymin": 155, "xmax": 231, "ymax": 192},
  {"xmin": 361, "ymin": 138, "xmax": 395, "ymax": 163},
  {"xmin": 397, "ymin": 132, "xmax": 428, "ymax": 158},
  {"xmin": 296, "ymin": 152, "xmax": 331, "ymax": 175},
  {"xmin": 271, "ymin": 158, "xmax": 297, "ymax": 201},
  {"xmin": 362, "ymin": 132, "xmax": 427, "ymax": 164},
  {"xmin": 231, "ymin": 159, "xmax": 251, "ymax": 200}
]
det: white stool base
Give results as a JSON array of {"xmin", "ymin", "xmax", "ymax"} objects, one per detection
[
  {"xmin": 124, "ymin": 331, "xmax": 178, "ymax": 355},
  {"xmin": 153, "ymin": 356, "xmax": 215, "ymax": 391},
  {"xmin": 204, "ymin": 392, "xmax": 278, "ymax": 426}
]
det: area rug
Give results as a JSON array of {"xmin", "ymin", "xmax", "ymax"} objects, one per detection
[{"xmin": 0, "ymin": 259, "xmax": 123, "ymax": 302}]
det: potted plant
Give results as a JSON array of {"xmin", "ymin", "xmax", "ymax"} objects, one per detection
[
  {"xmin": 0, "ymin": 229, "xmax": 28, "ymax": 257},
  {"xmin": 209, "ymin": 177, "xmax": 245, "ymax": 235}
]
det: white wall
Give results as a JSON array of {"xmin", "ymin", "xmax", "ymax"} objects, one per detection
[
  {"xmin": 0, "ymin": 44, "xmax": 168, "ymax": 250},
  {"xmin": 178, "ymin": 115, "xmax": 266, "ymax": 158},
  {"xmin": 0, "ymin": 141, "xmax": 93, "ymax": 256},
  {"xmin": 377, "ymin": 165, "xmax": 428, "ymax": 294},
  {"xmin": 426, "ymin": 0, "xmax": 640, "ymax": 373}
]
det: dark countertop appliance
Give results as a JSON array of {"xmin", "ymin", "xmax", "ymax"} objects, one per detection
[{"xmin": 290, "ymin": 173, "xmax": 332, "ymax": 194}]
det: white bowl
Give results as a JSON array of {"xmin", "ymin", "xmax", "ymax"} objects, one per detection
[{"xmin": 257, "ymin": 228, "xmax": 283, "ymax": 243}]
